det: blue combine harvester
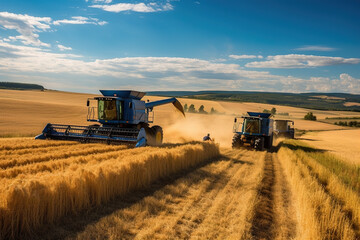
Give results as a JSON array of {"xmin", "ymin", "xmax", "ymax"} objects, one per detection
[
  {"xmin": 35, "ymin": 90, "xmax": 184, "ymax": 147},
  {"xmin": 232, "ymin": 112, "xmax": 274, "ymax": 151}
]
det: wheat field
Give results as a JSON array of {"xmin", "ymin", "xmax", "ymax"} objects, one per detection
[
  {"xmin": 0, "ymin": 139, "xmax": 219, "ymax": 239},
  {"xmin": 2, "ymin": 89, "xmax": 359, "ymax": 140},
  {"xmin": 1, "ymin": 89, "xmax": 360, "ymax": 239}
]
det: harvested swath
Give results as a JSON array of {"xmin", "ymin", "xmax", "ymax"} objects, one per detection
[
  {"xmin": 0, "ymin": 144, "xmax": 127, "ymax": 169},
  {"xmin": 0, "ymin": 142, "xmax": 219, "ymax": 239}
]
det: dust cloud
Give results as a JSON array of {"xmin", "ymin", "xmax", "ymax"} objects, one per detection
[{"xmin": 163, "ymin": 113, "xmax": 236, "ymax": 147}]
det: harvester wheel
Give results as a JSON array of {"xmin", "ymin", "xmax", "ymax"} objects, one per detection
[
  {"xmin": 149, "ymin": 125, "xmax": 163, "ymax": 146},
  {"xmin": 232, "ymin": 134, "xmax": 243, "ymax": 149}
]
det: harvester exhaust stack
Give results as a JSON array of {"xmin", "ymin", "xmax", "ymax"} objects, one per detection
[{"xmin": 35, "ymin": 90, "xmax": 184, "ymax": 147}]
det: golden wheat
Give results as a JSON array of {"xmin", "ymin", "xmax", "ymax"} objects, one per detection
[
  {"xmin": 0, "ymin": 138, "xmax": 76, "ymax": 151},
  {"xmin": 0, "ymin": 143, "xmax": 127, "ymax": 169},
  {"xmin": 278, "ymin": 142, "xmax": 357, "ymax": 239},
  {"xmin": 283, "ymin": 140, "xmax": 360, "ymax": 235},
  {"xmin": 0, "ymin": 141, "xmax": 219, "ymax": 239}
]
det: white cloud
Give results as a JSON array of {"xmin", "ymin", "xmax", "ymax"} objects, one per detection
[
  {"xmin": 229, "ymin": 54, "xmax": 263, "ymax": 59},
  {"xmin": 90, "ymin": 2, "xmax": 174, "ymax": 13},
  {"xmin": 295, "ymin": 45, "xmax": 336, "ymax": 51},
  {"xmin": 0, "ymin": 12, "xmax": 51, "ymax": 47},
  {"xmin": 280, "ymin": 74, "xmax": 360, "ymax": 93},
  {"xmin": 245, "ymin": 54, "xmax": 360, "ymax": 68},
  {"xmin": 53, "ymin": 16, "xmax": 107, "ymax": 25},
  {"xmin": 0, "ymin": 12, "xmax": 107, "ymax": 48},
  {"xmin": 57, "ymin": 44, "xmax": 72, "ymax": 51},
  {"xmin": 1, "ymin": 41, "xmax": 359, "ymax": 93}
]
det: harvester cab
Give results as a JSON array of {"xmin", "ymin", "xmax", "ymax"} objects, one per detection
[
  {"xmin": 232, "ymin": 112, "xmax": 274, "ymax": 151},
  {"xmin": 35, "ymin": 90, "xmax": 185, "ymax": 147}
]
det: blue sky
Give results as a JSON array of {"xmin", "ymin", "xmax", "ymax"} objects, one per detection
[{"xmin": 0, "ymin": 0, "xmax": 359, "ymax": 93}]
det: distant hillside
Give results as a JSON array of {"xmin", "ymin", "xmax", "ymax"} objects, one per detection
[
  {"xmin": 147, "ymin": 91, "xmax": 360, "ymax": 112},
  {"xmin": 0, "ymin": 82, "xmax": 44, "ymax": 91}
]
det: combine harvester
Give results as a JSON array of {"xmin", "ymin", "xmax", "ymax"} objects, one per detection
[
  {"xmin": 232, "ymin": 112, "xmax": 274, "ymax": 151},
  {"xmin": 35, "ymin": 90, "xmax": 184, "ymax": 147}
]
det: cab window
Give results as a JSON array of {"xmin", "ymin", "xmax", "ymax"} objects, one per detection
[
  {"xmin": 98, "ymin": 99, "xmax": 117, "ymax": 120},
  {"xmin": 244, "ymin": 119, "xmax": 260, "ymax": 134}
]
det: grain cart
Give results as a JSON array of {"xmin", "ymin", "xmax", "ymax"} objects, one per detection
[
  {"xmin": 35, "ymin": 90, "xmax": 184, "ymax": 147},
  {"xmin": 232, "ymin": 112, "xmax": 274, "ymax": 151},
  {"xmin": 274, "ymin": 120, "xmax": 294, "ymax": 139}
]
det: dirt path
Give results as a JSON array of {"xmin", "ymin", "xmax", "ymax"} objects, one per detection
[
  {"xmin": 250, "ymin": 152, "xmax": 297, "ymax": 240},
  {"xmin": 36, "ymin": 148, "xmax": 297, "ymax": 240}
]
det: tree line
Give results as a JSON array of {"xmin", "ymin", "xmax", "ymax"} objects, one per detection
[
  {"xmin": 334, "ymin": 121, "xmax": 360, "ymax": 127},
  {"xmin": 183, "ymin": 104, "xmax": 219, "ymax": 114}
]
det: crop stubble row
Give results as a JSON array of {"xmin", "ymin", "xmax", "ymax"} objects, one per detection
[{"xmin": 0, "ymin": 139, "xmax": 219, "ymax": 239}]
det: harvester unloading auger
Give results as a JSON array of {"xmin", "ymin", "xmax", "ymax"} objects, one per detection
[{"xmin": 35, "ymin": 90, "xmax": 185, "ymax": 147}]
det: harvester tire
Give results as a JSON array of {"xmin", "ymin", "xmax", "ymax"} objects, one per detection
[
  {"xmin": 232, "ymin": 134, "xmax": 243, "ymax": 149},
  {"xmin": 149, "ymin": 125, "xmax": 163, "ymax": 146}
]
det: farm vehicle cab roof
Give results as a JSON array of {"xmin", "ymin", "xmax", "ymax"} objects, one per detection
[{"xmin": 234, "ymin": 112, "xmax": 272, "ymax": 121}]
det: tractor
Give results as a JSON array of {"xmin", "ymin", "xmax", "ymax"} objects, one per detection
[
  {"xmin": 232, "ymin": 112, "xmax": 274, "ymax": 151},
  {"xmin": 35, "ymin": 90, "xmax": 184, "ymax": 147}
]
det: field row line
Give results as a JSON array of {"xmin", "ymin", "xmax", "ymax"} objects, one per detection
[
  {"xmin": 0, "ymin": 140, "xmax": 77, "ymax": 151},
  {"xmin": 0, "ymin": 144, "xmax": 127, "ymax": 169},
  {"xmin": 0, "ymin": 142, "xmax": 219, "ymax": 239},
  {"xmin": 0, "ymin": 146, "xmax": 162, "ymax": 181},
  {"xmin": 290, "ymin": 143, "xmax": 360, "ymax": 237},
  {"xmin": 0, "ymin": 142, "xmax": 101, "ymax": 160},
  {"xmin": 278, "ymin": 142, "xmax": 357, "ymax": 239}
]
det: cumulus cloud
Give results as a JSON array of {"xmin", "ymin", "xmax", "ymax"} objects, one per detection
[
  {"xmin": 0, "ymin": 12, "xmax": 108, "ymax": 48},
  {"xmin": 245, "ymin": 54, "xmax": 360, "ymax": 68},
  {"xmin": 53, "ymin": 16, "xmax": 107, "ymax": 25},
  {"xmin": 90, "ymin": 2, "xmax": 174, "ymax": 13},
  {"xmin": 294, "ymin": 45, "xmax": 336, "ymax": 51},
  {"xmin": 229, "ymin": 54, "xmax": 263, "ymax": 59},
  {"xmin": 280, "ymin": 74, "xmax": 360, "ymax": 93},
  {"xmin": 1, "ymin": 40, "xmax": 359, "ymax": 93},
  {"xmin": 0, "ymin": 12, "xmax": 51, "ymax": 47},
  {"xmin": 57, "ymin": 44, "xmax": 72, "ymax": 51}
]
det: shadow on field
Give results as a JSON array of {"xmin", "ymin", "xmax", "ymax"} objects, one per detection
[
  {"xmin": 281, "ymin": 143, "xmax": 327, "ymax": 153},
  {"xmin": 32, "ymin": 155, "xmax": 226, "ymax": 240},
  {"xmin": 221, "ymin": 155, "xmax": 254, "ymax": 165},
  {"xmin": 296, "ymin": 137, "xmax": 319, "ymax": 141}
]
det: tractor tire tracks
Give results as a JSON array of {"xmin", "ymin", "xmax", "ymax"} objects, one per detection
[{"xmin": 250, "ymin": 151, "xmax": 297, "ymax": 240}]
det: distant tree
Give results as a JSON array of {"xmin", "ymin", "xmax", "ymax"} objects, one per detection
[
  {"xmin": 188, "ymin": 104, "xmax": 196, "ymax": 113},
  {"xmin": 210, "ymin": 107, "xmax": 218, "ymax": 114},
  {"xmin": 198, "ymin": 105, "xmax": 207, "ymax": 114},
  {"xmin": 304, "ymin": 112, "xmax": 317, "ymax": 121},
  {"xmin": 271, "ymin": 107, "xmax": 277, "ymax": 115},
  {"xmin": 263, "ymin": 109, "xmax": 271, "ymax": 113},
  {"xmin": 184, "ymin": 103, "xmax": 188, "ymax": 112}
]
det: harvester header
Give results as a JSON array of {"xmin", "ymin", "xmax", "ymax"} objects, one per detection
[{"xmin": 35, "ymin": 90, "xmax": 184, "ymax": 147}]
